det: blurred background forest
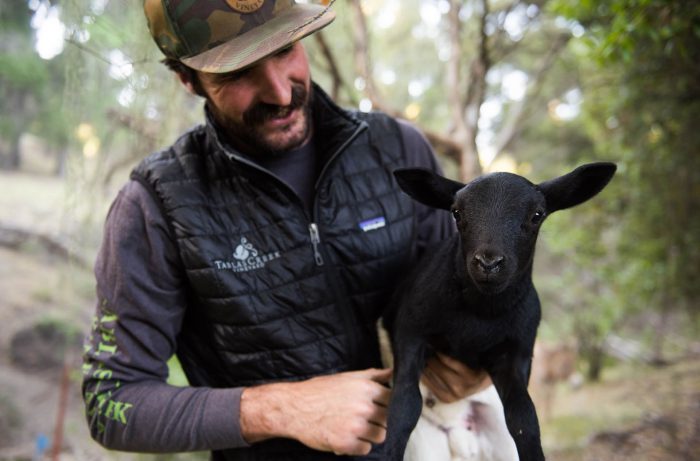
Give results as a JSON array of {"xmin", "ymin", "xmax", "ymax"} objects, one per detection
[{"xmin": 0, "ymin": 0, "xmax": 698, "ymax": 460}]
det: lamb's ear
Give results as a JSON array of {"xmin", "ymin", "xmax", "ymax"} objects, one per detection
[
  {"xmin": 539, "ymin": 162, "xmax": 617, "ymax": 213},
  {"xmin": 393, "ymin": 168, "xmax": 465, "ymax": 210}
]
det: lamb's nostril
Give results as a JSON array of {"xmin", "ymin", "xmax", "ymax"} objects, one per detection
[{"xmin": 474, "ymin": 253, "xmax": 505, "ymax": 273}]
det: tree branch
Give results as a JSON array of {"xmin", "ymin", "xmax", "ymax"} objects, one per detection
[
  {"xmin": 491, "ymin": 33, "xmax": 571, "ymax": 159},
  {"xmin": 361, "ymin": 99, "xmax": 463, "ymax": 165},
  {"xmin": 0, "ymin": 224, "xmax": 90, "ymax": 269},
  {"xmin": 313, "ymin": 31, "xmax": 345, "ymax": 101},
  {"xmin": 349, "ymin": 0, "xmax": 384, "ymax": 107},
  {"xmin": 446, "ymin": 0, "xmax": 467, "ymax": 140},
  {"xmin": 458, "ymin": 0, "xmax": 491, "ymax": 181}
]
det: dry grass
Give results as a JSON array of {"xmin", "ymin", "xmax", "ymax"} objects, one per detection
[{"xmin": 541, "ymin": 358, "xmax": 700, "ymax": 460}]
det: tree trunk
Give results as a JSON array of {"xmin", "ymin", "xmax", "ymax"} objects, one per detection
[
  {"xmin": 447, "ymin": 0, "xmax": 489, "ymax": 181},
  {"xmin": 7, "ymin": 132, "xmax": 21, "ymax": 170},
  {"xmin": 54, "ymin": 147, "xmax": 67, "ymax": 177},
  {"xmin": 3, "ymin": 90, "xmax": 31, "ymax": 171},
  {"xmin": 349, "ymin": 0, "xmax": 383, "ymax": 107},
  {"xmin": 446, "ymin": 0, "xmax": 467, "ymax": 142},
  {"xmin": 586, "ymin": 344, "xmax": 605, "ymax": 382},
  {"xmin": 313, "ymin": 31, "xmax": 345, "ymax": 102}
]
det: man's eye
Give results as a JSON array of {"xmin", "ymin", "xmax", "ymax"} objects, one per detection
[
  {"xmin": 275, "ymin": 45, "xmax": 294, "ymax": 57},
  {"xmin": 211, "ymin": 66, "xmax": 252, "ymax": 85},
  {"xmin": 220, "ymin": 69, "xmax": 248, "ymax": 82}
]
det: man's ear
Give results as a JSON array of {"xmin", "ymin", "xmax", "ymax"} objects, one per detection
[
  {"xmin": 393, "ymin": 168, "xmax": 465, "ymax": 210},
  {"xmin": 176, "ymin": 71, "xmax": 198, "ymax": 96},
  {"xmin": 538, "ymin": 162, "xmax": 617, "ymax": 213}
]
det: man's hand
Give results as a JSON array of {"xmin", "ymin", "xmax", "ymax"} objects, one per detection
[
  {"xmin": 240, "ymin": 368, "xmax": 392, "ymax": 456},
  {"xmin": 421, "ymin": 353, "xmax": 491, "ymax": 403}
]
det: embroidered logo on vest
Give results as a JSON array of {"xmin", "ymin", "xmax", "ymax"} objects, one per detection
[
  {"xmin": 359, "ymin": 216, "xmax": 386, "ymax": 232},
  {"xmin": 214, "ymin": 237, "xmax": 281, "ymax": 273}
]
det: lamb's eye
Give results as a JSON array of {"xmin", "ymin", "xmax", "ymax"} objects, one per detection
[
  {"xmin": 452, "ymin": 209, "xmax": 461, "ymax": 222},
  {"xmin": 531, "ymin": 210, "xmax": 545, "ymax": 224}
]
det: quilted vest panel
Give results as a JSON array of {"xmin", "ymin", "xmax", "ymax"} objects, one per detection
[
  {"xmin": 131, "ymin": 91, "xmax": 417, "ymax": 396},
  {"xmin": 132, "ymin": 89, "xmax": 420, "ymax": 460}
]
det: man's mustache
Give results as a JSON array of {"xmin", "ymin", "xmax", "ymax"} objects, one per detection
[{"xmin": 243, "ymin": 85, "xmax": 308, "ymax": 127}]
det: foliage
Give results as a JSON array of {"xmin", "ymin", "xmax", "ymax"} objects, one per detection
[
  {"xmin": 543, "ymin": 0, "xmax": 700, "ymax": 372},
  {"xmin": 552, "ymin": 0, "xmax": 700, "ymax": 64},
  {"xmin": 0, "ymin": 2, "xmax": 41, "ymax": 167}
]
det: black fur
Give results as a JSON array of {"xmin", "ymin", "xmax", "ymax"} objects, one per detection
[{"xmin": 384, "ymin": 163, "xmax": 617, "ymax": 461}]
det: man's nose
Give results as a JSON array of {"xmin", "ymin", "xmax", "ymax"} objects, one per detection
[{"xmin": 255, "ymin": 59, "xmax": 292, "ymax": 106}]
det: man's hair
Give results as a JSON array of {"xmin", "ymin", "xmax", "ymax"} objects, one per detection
[{"xmin": 162, "ymin": 57, "xmax": 207, "ymax": 97}]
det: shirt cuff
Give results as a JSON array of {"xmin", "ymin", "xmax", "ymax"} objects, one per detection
[{"xmin": 205, "ymin": 387, "xmax": 250, "ymax": 449}]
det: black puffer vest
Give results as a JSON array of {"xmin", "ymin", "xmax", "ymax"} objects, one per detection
[{"xmin": 132, "ymin": 85, "xmax": 418, "ymax": 460}]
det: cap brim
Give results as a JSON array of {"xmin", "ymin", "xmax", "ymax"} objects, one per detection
[{"xmin": 181, "ymin": 3, "xmax": 335, "ymax": 74}]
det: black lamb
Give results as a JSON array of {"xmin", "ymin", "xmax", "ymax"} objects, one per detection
[{"xmin": 384, "ymin": 162, "xmax": 617, "ymax": 461}]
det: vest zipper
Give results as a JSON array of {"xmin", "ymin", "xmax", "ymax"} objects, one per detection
[
  {"xmin": 308, "ymin": 220, "xmax": 361, "ymax": 370},
  {"xmin": 215, "ymin": 115, "xmax": 368, "ymax": 370},
  {"xmin": 310, "ymin": 122, "xmax": 368, "ymax": 371},
  {"xmin": 308, "ymin": 223, "xmax": 324, "ymax": 266}
]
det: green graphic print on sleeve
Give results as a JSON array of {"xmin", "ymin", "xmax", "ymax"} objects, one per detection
[{"xmin": 83, "ymin": 303, "xmax": 134, "ymax": 433}]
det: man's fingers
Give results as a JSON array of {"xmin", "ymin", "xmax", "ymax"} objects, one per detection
[
  {"xmin": 434, "ymin": 353, "xmax": 492, "ymax": 391},
  {"xmin": 354, "ymin": 368, "xmax": 392, "ymax": 406},
  {"xmin": 364, "ymin": 367, "xmax": 393, "ymax": 384},
  {"xmin": 359, "ymin": 420, "xmax": 387, "ymax": 445},
  {"xmin": 421, "ymin": 355, "xmax": 492, "ymax": 403},
  {"xmin": 435, "ymin": 352, "xmax": 472, "ymax": 374},
  {"xmin": 367, "ymin": 400, "xmax": 388, "ymax": 426},
  {"xmin": 372, "ymin": 385, "xmax": 392, "ymax": 407},
  {"xmin": 335, "ymin": 440, "xmax": 373, "ymax": 457},
  {"xmin": 421, "ymin": 365, "xmax": 456, "ymax": 402}
]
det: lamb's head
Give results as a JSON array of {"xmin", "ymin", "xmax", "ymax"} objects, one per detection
[{"xmin": 394, "ymin": 162, "xmax": 616, "ymax": 294}]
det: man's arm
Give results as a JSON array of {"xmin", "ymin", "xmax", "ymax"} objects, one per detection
[{"xmin": 83, "ymin": 180, "xmax": 246, "ymax": 452}]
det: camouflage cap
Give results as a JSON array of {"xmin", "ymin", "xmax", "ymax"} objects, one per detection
[{"xmin": 144, "ymin": 0, "xmax": 335, "ymax": 73}]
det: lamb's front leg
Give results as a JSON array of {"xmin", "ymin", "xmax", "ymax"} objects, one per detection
[
  {"xmin": 490, "ymin": 355, "xmax": 544, "ymax": 461},
  {"xmin": 385, "ymin": 338, "xmax": 426, "ymax": 461}
]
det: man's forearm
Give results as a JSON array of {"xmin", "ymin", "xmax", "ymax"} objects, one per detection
[{"xmin": 240, "ymin": 368, "xmax": 392, "ymax": 456}]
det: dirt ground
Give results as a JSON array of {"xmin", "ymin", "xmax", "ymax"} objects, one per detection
[
  {"xmin": 0, "ymin": 245, "xmax": 102, "ymax": 461},
  {"xmin": 0, "ymin": 171, "xmax": 175, "ymax": 461},
  {"xmin": 1, "ymin": 171, "xmax": 698, "ymax": 460}
]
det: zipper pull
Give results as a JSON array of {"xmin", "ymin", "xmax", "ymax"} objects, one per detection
[{"xmin": 309, "ymin": 223, "xmax": 325, "ymax": 266}]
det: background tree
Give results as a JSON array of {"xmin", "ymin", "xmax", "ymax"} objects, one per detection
[
  {"xmin": 0, "ymin": 1, "xmax": 48, "ymax": 170},
  {"xmin": 543, "ymin": 0, "xmax": 700, "ymax": 377},
  {"xmin": 308, "ymin": 0, "xmax": 575, "ymax": 181}
]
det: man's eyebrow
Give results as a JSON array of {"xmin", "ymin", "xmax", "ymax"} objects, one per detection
[{"xmin": 210, "ymin": 68, "xmax": 249, "ymax": 83}]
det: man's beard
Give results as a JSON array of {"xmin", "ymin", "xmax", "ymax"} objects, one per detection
[{"xmin": 209, "ymin": 83, "xmax": 312, "ymax": 158}]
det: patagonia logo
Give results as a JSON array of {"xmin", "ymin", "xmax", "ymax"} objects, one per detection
[
  {"xmin": 213, "ymin": 237, "xmax": 281, "ymax": 273},
  {"xmin": 359, "ymin": 216, "xmax": 386, "ymax": 232}
]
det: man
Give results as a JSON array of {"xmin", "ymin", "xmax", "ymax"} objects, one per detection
[{"xmin": 82, "ymin": 1, "xmax": 490, "ymax": 460}]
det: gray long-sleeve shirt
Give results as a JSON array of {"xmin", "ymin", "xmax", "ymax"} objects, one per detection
[{"xmin": 82, "ymin": 118, "xmax": 454, "ymax": 454}]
